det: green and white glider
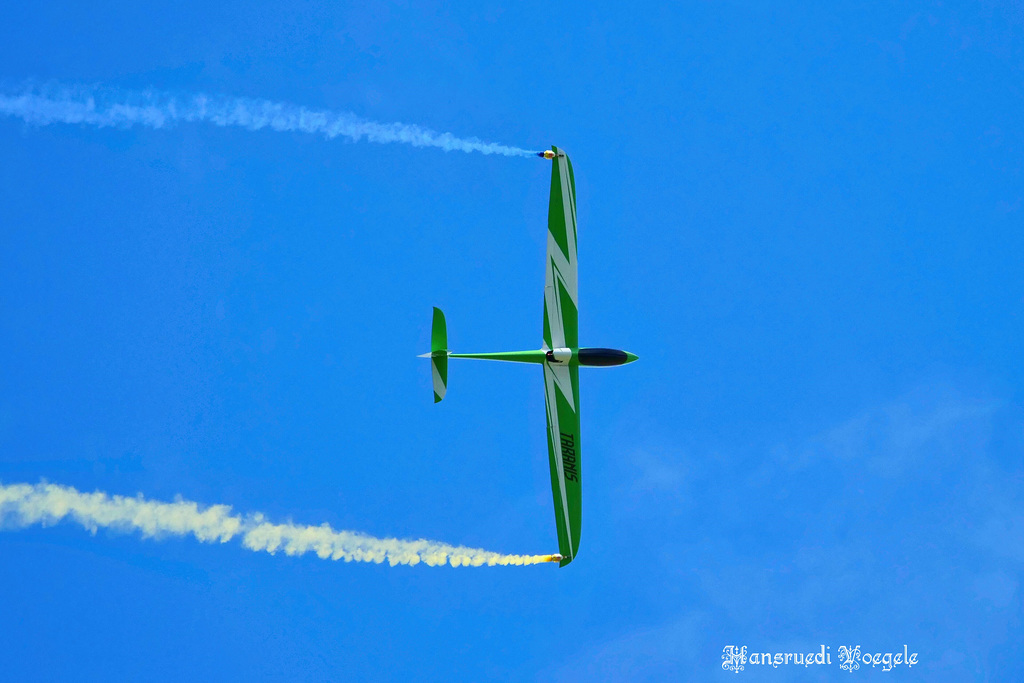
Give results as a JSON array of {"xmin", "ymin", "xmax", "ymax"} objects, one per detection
[{"xmin": 422, "ymin": 146, "xmax": 637, "ymax": 567}]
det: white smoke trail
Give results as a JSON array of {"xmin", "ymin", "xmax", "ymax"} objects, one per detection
[
  {"xmin": 0, "ymin": 82, "xmax": 538, "ymax": 157},
  {"xmin": 0, "ymin": 482, "xmax": 560, "ymax": 567}
]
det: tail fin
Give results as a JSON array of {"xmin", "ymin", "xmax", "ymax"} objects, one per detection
[{"xmin": 429, "ymin": 307, "xmax": 448, "ymax": 403}]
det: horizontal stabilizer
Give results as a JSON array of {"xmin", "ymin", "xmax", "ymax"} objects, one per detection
[{"xmin": 429, "ymin": 307, "xmax": 448, "ymax": 402}]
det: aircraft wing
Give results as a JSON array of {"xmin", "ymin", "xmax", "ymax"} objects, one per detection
[
  {"xmin": 542, "ymin": 146, "xmax": 578, "ymax": 351},
  {"xmin": 543, "ymin": 363, "xmax": 581, "ymax": 566},
  {"xmin": 541, "ymin": 146, "xmax": 581, "ymax": 566}
]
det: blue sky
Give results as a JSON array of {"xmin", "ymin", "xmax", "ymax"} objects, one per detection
[{"xmin": 1, "ymin": 1, "xmax": 1022, "ymax": 680}]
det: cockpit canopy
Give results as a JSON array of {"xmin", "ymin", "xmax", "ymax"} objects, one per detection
[{"xmin": 577, "ymin": 348, "xmax": 631, "ymax": 366}]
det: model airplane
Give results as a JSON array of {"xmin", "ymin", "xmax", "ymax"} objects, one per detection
[{"xmin": 422, "ymin": 146, "xmax": 637, "ymax": 566}]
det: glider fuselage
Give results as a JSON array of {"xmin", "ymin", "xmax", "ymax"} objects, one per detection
[{"xmin": 449, "ymin": 348, "xmax": 638, "ymax": 367}]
